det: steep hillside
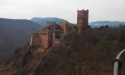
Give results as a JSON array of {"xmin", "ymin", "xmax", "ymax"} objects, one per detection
[
  {"xmin": 31, "ymin": 17, "xmax": 65, "ymax": 27},
  {"xmin": 0, "ymin": 18, "xmax": 42, "ymax": 61},
  {"xmin": 89, "ymin": 21, "xmax": 125, "ymax": 28},
  {"xmin": 0, "ymin": 25, "xmax": 125, "ymax": 75}
]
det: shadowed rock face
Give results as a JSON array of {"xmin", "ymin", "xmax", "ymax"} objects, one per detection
[
  {"xmin": 0, "ymin": 26, "xmax": 125, "ymax": 75},
  {"xmin": 0, "ymin": 18, "xmax": 42, "ymax": 61}
]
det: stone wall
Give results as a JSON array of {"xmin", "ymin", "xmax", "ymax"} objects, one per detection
[{"xmin": 32, "ymin": 33, "xmax": 41, "ymax": 46}]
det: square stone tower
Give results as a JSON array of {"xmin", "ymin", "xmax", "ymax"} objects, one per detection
[{"xmin": 77, "ymin": 9, "xmax": 89, "ymax": 34}]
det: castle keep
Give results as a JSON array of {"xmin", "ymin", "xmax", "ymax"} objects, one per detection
[
  {"xmin": 77, "ymin": 9, "xmax": 89, "ymax": 34},
  {"xmin": 32, "ymin": 9, "xmax": 89, "ymax": 48}
]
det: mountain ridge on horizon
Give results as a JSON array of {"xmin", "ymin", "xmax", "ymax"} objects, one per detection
[
  {"xmin": 30, "ymin": 17, "xmax": 125, "ymax": 27},
  {"xmin": 31, "ymin": 17, "xmax": 65, "ymax": 27},
  {"xmin": 1, "ymin": 17, "xmax": 125, "ymax": 28}
]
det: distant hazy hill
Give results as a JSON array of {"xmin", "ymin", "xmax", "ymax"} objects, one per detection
[
  {"xmin": 31, "ymin": 18, "xmax": 125, "ymax": 28},
  {"xmin": 31, "ymin": 17, "xmax": 65, "ymax": 26},
  {"xmin": 89, "ymin": 21, "xmax": 125, "ymax": 28},
  {"xmin": 0, "ymin": 18, "xmax": 42, "ymax": 61}
]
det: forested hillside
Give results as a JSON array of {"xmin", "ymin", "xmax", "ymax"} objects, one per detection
[
  {"xmin": 0, "ymin": 25, "xmax": 125, "ymax": 75},
  {"xmin": 0, "ymin": 18, "xmax": 42, "ymax": 61}
]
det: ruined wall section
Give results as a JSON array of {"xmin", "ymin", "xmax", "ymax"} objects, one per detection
[
  {"xmin": 32, "ymin": 28, "xmax": 53, "ymax": 48},
  {"xmin": 39, "ymin": 32, "xmax": 48, "ymax": 48},
  {"xmin": 47, "ymin": 31, "xmax": 53, "ymax": 48},
  {"xmin": 32, "ymin": 33, "xmax": 41, "ymax": 46},
  {"xmin": 52, "ymin": 33, "xmax": 60, "ymax": 47},
  {"xmin": 60, "ymin": 21, "xmax": 71, "ymax": 36}
]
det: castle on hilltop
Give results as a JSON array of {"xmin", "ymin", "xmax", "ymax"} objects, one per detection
[{"xmin": 32, "ymin": 9, "xmax": 89, "ymax": 48}]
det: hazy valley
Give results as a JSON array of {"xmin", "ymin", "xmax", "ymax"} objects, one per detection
[{"xmin": 0, "ymin": 18, "xmax": 41, "ymax": 61}]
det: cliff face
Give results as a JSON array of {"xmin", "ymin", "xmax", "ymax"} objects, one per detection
[{"xmin": 0, "ymin": 25, "xmax": 125, "ymax": 75}]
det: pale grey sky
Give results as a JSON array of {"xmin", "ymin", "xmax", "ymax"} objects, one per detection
[{"xmin": 0, "ymin": 0, "xmax": 125, "ymax": 23}]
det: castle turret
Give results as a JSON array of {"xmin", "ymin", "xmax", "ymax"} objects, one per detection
[{"xmin": 77, "ymin": 9, "xmax": 89, "ymax": 34}]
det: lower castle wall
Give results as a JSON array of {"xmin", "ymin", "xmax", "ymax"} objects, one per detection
[{"xmin": 32, "ymin": 36, "xmax": 40, "ymax": 46}]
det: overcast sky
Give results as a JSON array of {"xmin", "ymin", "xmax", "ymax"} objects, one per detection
[{"xmin": 0, "ymin": 0, "xmax": 125, "ymax": 23}]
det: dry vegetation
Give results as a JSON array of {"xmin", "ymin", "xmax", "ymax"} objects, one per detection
[{"xmin": 0, "ymin": 25, "xmax": 125, "ymax": 75}]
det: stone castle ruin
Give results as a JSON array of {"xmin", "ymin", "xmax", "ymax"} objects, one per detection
[
  {"xmin": 32, "ymin": 9, "xmax": 89, "ymax": 48},
  {"xmin": 77, "ymin": 9, "xmax": 89, "ymax": 34}
]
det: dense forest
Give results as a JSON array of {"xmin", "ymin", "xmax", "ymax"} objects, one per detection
[
  {"xmin": 0, "ymin": 18, "xmax": 41, "ymax": 61},
  {"xmin": 0, "ymin": 25, "xmax": 125, "ymax": 75}
]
